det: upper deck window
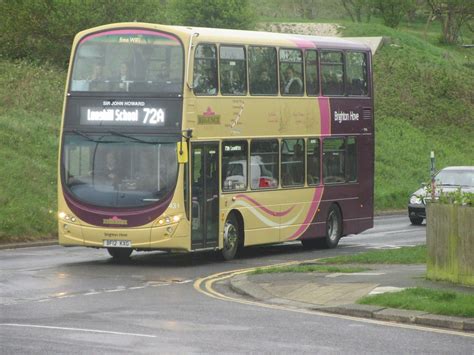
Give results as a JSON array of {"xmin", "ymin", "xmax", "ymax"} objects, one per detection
[
  {"xmin": 321, "ymin": 51, "xmax": 344, "ymax": 96},
  {"xmin": 346, "ymin": 52, "xmax": 368, "ymax": 96},
  {"xmin": 305, "ymin": 50, "xmax": 319, "ymax": 96},
  {"xmin": 249, "ymin": 46, "xmax": 278, "ymax": 95},
  {"xmin": 280, "ymin": 49, "xmax": 304, "ymax": 96},
  {"xmin": 220, "ymin": 46, "xmax": 247, "ymax": 96},
  {"xmin": 70, "ymin": 29, "xmax": 183, "ymax": 95},
  {"xmin": 193, "ymin": 44, "xmax": 218, "ymax": 96}
]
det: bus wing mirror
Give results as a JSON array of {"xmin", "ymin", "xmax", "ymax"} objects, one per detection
[{"xmin": 177, "ymin": 141, "xmax": 188, "ymax": 164}]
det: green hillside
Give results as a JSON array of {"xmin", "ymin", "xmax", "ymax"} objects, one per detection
[{"xmin": 0, "ymin": 23, "xmax": 473, "ymax": 242}]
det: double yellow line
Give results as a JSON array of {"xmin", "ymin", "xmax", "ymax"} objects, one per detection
[{"xmin": 193, "ymin": 260, "xmax": 474, "ymax": 338}]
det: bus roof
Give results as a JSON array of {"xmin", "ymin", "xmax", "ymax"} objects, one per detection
[
  {"xmin": 75, "ymin": 22, "xmax": 371, "ymax": 52},
  {"xmin": 174, "ymin": 25, "xmax": 370, "ymax": 51}
]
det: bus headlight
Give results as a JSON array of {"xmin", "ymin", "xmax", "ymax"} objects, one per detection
[
  {"xmin": 158, "ymin": 215, "xmax": 181, "ymax": 226},
  {"xmin": 59, "ymin": 212, "xmax": 77, "ymax": 223}
]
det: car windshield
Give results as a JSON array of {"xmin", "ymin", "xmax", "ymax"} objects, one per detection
[
  {"xmin": 62, "ymin": 133, "xmax": 178, "ymax": 208},
  {"xmin": 435, "ymin": 169, "xmax": 474, "ymax": 187}
]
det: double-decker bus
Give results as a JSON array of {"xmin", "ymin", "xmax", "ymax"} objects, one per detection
[{"xmin": 58, "ymin": 23, "xmax": 374, "ymax": 260}]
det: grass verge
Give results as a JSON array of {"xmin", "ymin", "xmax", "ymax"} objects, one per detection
[
  {"xmin": 358, "ymin": 287, "xmax": 474, "ymax": 318},
  {"xmin": 251, "ymin": 264, "xmax": 369, "ymax": 274},
  {"xmin": 318, "ymin": 245, "xmax": 426, "ymax": 265}
]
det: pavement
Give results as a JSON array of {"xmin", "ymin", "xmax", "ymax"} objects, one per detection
[{"xmin": 229, "ymin": 263, "xmax": 474, "ymax": 332}]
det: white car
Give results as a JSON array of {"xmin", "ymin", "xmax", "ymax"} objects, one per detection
[
  {"xmin": 408, "ymin": 166, "xmax": 474, "ymax": 225},
  {"xmin": 223, "ymin": 156, "xmax": 277, "ymax": 191}
]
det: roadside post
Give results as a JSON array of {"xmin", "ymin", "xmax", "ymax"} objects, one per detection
[{"xmin": 430, "ymin": 151, "xmax": 435, "ymax": 201}]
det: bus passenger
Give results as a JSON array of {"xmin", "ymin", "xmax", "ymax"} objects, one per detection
[
  {"xmin": 118, "ymin": 63, "xmax": 130, "ymax": 90},
  {"xmin": 90, "ymin": 63, "xmax": 108, "ymax": 91},
  {"xmin": 307, "ymin": 146, "xmax": 320, "ymax": 185},
  {"xmin": 255, "ymin": 70, "xmax": 273, "ymax": 94},
  {"xmin": 194, "ymin": 68, "xmax": 217, "ymax": 95},
  {"xmin": 283, "ymin": 67, "xmax": 303, "ymax": 95},
  {"xmin": 95, "ymin": 151, "xmax": 119, "ymax": 186},
  {"xmin": 156, "ymin": 63, "xmax": 171, "ymax": 84}
]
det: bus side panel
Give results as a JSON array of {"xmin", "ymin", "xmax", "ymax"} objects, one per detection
[{"xmin": 222, "ymin": 192, "xmax": 280, "ymax": 246}]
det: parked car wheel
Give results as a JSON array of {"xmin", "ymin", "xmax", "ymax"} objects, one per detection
[{"xmin": 409, "ymin": 216, "xmax": 423, "ymax": 225}]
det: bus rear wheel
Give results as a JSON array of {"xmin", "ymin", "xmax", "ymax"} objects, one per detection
[
  {"xmin": 107, "ymin": 247, "xmax": 133, "ymax": 261},
  {"xmin": 324, "ymin": 205, "xmax": 342, "ymax": 249},
  {"xmin": 221, "ymin": 214, "xmax": 241, "ymax": 261}
]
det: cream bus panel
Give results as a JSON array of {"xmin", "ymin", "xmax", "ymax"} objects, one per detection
[
  {"xmin": 81, "ymin": 225, "xmax": 151, "ymax": 248},
  {"xmin": 187, "ymin": 98, "xmax": 320, "ymax": 138}
]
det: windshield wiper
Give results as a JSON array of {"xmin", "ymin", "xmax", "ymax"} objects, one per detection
[
  {"xmin": 72, "ymin": 129, "xmax": 97, "ymax": 142},
  {"xmin": 72, "ymin": 130, "xmax": 117, "ymax": 144},
  {"xmin": 108, "ymin": 130, "xmax": 156, "ymax": 144}
]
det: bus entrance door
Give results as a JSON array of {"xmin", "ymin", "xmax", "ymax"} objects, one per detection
[{"xmin": 191, "ymin": 143, "xmax": 219, "ymax": 249}]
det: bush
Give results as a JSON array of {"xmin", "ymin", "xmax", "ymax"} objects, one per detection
[
  {"xmin": 169, "ymin": 0, "xmax": 256, "ymax": 29},
  {"xmin": 0, "ymin": 0, "xmax": 165, "ymax": 67}
]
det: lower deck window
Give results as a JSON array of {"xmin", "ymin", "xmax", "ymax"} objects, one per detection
[{"xmin": 323, "ymin": 137, "xmax": 357, "ymax": 184}]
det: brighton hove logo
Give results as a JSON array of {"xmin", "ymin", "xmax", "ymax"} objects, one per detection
[
  {"xmin": 103, "ymin": 216, "xmax": 128, "ymax": 226},
  {"xmin": 334, "ymin": 111, "xmax": 359, "ymax": 123},
  {"xmin": 198, "ymin": 107, "xmax": 221, "ymax": 124}
]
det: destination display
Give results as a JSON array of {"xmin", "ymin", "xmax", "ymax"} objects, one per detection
[
  {"xmin": 64, "ymin": 97, "xmax": 182, "ymax": 131},
  {"xmin": 80, "ymin": 100, "xmax": 166, "ymax": 126}
]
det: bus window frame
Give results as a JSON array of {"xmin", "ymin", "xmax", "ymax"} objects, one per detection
[
  {"xmin": 249, "ymin": 138, "xmax": 279, "ymax": 191},
  {"xmin": 193, "ymin": 42, "xmax": 219, "ymax": 96},
  {"xmin": 345, "ymin": 136, "xmax": 358, "ymax": 182},
  {"xmin": 345, "ymin": 50, "xmax": 370, "ymax": 97},
  {"xmin": 305, "ymin": 50, "xmax": 320, "ymax": 97},
  {"xmin": 221, "ymin": 139, "xmax": 249, "ymax": 193},
  {"xmin": 320, "ymin": 50, "xmax": 345, "ymax": 97},
  {"xmin": 279, "ymin": 47, "xmax": 305, "ymax": 97},
  {"xmin": 248, "ymin": 45, "xmax": 279, "ymax": 96},
  {"xmin": 307, "ymin": 137, "xmax": 321, "ymax": 186},
  {"xmin": 68, "ymin": 27, "xmax": 186, "ymax": 97},
  {"xmin": 219, "ymin": 44, "xmax": 248, "ymax": 97},
  {"xmin": 280, "ymin": 137, "xmax": 305, "ymax": 187}
]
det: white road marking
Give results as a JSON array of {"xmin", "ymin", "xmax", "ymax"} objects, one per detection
[
  {"xmin": 0, "ymin": 323, "xmax": 156, "ymax": 338},
  {"xmin": 84, "ymin": 291, "xmax": 101, "ymax": 296},
  {"xmin": 325, "ymin": 272, "xmax": 386, "ymax": 278},
  {"xmin": 1, "ymin": 279, "xmax": 194, "ymax": 307},
  {"xmin": 369, "ymin": 286, "xmax": 406, "ymax": 295}
]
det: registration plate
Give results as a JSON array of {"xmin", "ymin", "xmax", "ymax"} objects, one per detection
[{"xmin": 103, "ymin": 240, "xmax": 131, "ymax": 248}]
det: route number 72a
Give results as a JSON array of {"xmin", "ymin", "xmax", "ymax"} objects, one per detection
[{"xmin": 143, "ymin": 108, "xmax": 165, "ymax": 125}]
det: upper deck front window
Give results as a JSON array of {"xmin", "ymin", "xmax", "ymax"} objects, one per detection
[{"xmin": 70, "ymin": 29, "xmax": 183, "ymax": 95}]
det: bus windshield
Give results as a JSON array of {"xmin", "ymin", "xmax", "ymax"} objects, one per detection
[
  {"xmin": 70, "ymin": 29, "xmax": 183, "ymax": 95},
  {"xmin": 62, "ymin": 133, "xmax": 178, "ymax": 208}
]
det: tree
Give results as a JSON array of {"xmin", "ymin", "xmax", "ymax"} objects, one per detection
[
  {"xmin": 169, "ymin": 0, "xmax": 256, "ymax": 30},
  {"xmin": 426, "ymin": 0, "xmax": 474, "ymax": 44},
  {"xmin": 370, "ymin": 0, "xmax": 415, "ymax": 28},
  {"xmin": 0, "ymin": 0, "xmax": 166, "ymax": 67},
  {"xmin": 340, "ymin": 0, "xmax": 371, "ymax": 22}
]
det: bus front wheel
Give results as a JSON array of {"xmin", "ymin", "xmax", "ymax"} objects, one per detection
[
  {"xmin": 221, "ymin": 214, "xmax": 241, "ymax": 261},
  {"xmin": 107, "ymin": 247, "xmax": 133, "ymax": 261}
]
